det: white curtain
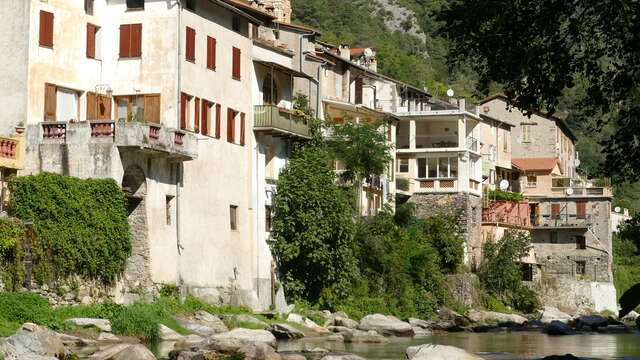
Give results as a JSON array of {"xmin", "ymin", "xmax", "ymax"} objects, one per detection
[{"xmin": 56, "ymin": 88, "xmax": 78, "ymax": 122}]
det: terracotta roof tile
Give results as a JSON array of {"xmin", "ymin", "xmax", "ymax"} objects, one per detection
[{"xmin": 512, "ymin": 158, "xmax": 560, "ymax": 171}]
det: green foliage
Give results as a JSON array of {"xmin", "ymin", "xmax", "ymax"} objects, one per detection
[
  {"xmin": 0, "ymin": 219, "xmax": 26, "ymax": 291},
  {"xmin": 488, "ymin": 189, "xmax": 524, "ymax": 202},
  {"xmin": 479, "ymin": 230, "xmax": 541, "ymax": 313},
  {"xmin": 0, "ymin": 292, "xmax": 54, "ymax": 327},
  {"xmin": 8, "ymin": 173, "xmax": 131, "ymax": 284},
  {"xmin": 485, "ymin": 295, "xmax": 511, "ymax": 313},
  {"xmin": 271, "ymin": 145, "xmax": 358, "ymax": 303},
  {"xmin": 612, "ymin": 232, "xmax": 640, "ymax": 315},
  {"xmin": 111, "ymin": 302, "xmax": 164, "ymax": 341},
  {"xmin": 159, "ymin": 284, "xmax": 180, "ymax": 300}
]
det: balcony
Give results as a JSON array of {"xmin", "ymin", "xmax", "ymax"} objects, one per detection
[
  {"xmin": 254, "ymin": 105, "xmax": 310, "ymax": 139},
  {"xmin": 531, "ymin": 213, "xmax": 592, "ymax": 229},
  {"xmin": 482, "ymin": 200, "xmax": 531, "ymax": 227},
  {"xmin": 550, "ymin": 187, "xmax": 612, "ymax": 197},
  {"xmin": 0, "ymin": 136, "xmax": 24, "ymax": 170}
]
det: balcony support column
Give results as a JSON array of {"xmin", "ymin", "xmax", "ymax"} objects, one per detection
[
  {"xmin": 458, "ymin": 116, "xmax": 466, "ymax": 148},
  {"xmin": 409, "ymin": 120, "xmax": 416, "ymax": 150}
]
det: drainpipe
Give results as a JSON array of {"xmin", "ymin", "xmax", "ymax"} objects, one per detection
[{"xmin": 175, "ymin": 1, "xmax": 184, "ymax": 290}]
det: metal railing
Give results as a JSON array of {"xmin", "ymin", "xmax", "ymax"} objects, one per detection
[
  {"xmin": 531, "ymin": 213, "xmax": 592, "ymax": 227},
  {"xmin": 254, "ymin": 105, "xmax": 310, "ymax": 138},
  {"xmin": 466, "ymin": 136, "xmax": 479, "ymax": 152},
  {"xmin": 550, "ymin": 187, "xmax": 610, "ymax": 197}
]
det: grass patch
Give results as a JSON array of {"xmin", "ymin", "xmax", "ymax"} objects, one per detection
[{"xmin": 0, "ymin": 317, "xmax": 20, "ymax": 337}]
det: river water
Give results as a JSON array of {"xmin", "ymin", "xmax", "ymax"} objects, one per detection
[{"xmin": 277, "ymin": 332, "xmax": 640, "ymax": 359}]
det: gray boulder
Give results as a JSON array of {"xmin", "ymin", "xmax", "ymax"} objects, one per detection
[
  {"xmin": 342, "ymin": 329, "xmax": 389, "ymax": 344},
  {"xmin": 225, "ymin": 314, "xmax": 268, "ymax": 328},
  {"xmin": 89, "ymin": 344, "xmax": 131, "ymax": 360},
  {"xmin": 267, "ymin": 323, "xmax": 305, "ymax": 339},
  {"xmin": 320, "ymin": 354, "xmax": 367, "ymax": 360},
  {"xmin": 109, "ymin": 344, "xmax": 156, "ymax": 360},
  {"xmin": 572, "ymin": 315, "xmax": 608, "ymax": 330},
  {"xmin": 238, "ymin": 342, "xmax": 281, "ymax": 360},
  {"xmin": 466, "ymin": 310, "xmax": 527, "ymax": 325},
  {"xmin": 543, "ymin": 320, "xmax": 576, "ymax": 335},
  {"xmin": 65, "ymin": 318, "xmax": 112, "ymax": 332},
  {"xmin": 281, "ymin": 354, "xmax": 306, "ymax": 360},
  {"xmin": 357, "ymin": 314, "xmax": 413, "ymax": 336},
  {"xmin": 193, "ymin": 310, "xmax": 229, "ymax": 333},
  {"xmin": 539, "ymin": 306, "xmax": 572, "ymax": 324},
  {"xmin": 211, "ymin": 328, "xmax": 277, "ymax": 348},
  {"xmin": 408, "ymin": 318, "xmax": 431, "ymax": 329},
  {"xmin": 7, "ymin": 323, "xmax": 66, "ymax": 358},
  {"xmin": 621, "ymin": 310, "xmax": 638, "ymax": 322},
  {"xmin": 412, "ymin": 326, "xmax": 431, "ymax": 338},
  {"xmin": 406, "ymin": 344, "xmax": 483, "ymax": 360},
  {"xmin": 0, "ymin": 339, "xmax": 18, "ymax": 360},
  {"xmin": 287, "ymin": 313, "xmax": 321, "ymax": 328},
  {"xmin": 175, "ymin": 334, "xmax": 204, "ymax": 348},
  {"xmin": 159, "ymin": 324, "xmax": 183, "ymax": 342},
  {"xmin": 323, "ymin": 314, "xmax": 358, "ymax": 329}
]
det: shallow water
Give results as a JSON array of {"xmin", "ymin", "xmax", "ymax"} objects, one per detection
[{"xmin": 278, "ymin": 332, "xmax": 640, "ymax": 359}]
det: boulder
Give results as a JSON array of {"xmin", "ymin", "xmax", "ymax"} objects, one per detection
[
  {"xmin": 471, "ymin": 324, "xmax": 502, "ymax": 333},
  {"xmin": 57, "ymin": 333, "xmax": 96, "ymax": 347},
  {"xmin": 320, "ymin": 354, "xmax": 367, "ymax": 360},
  {"xmin": 65, "ymin": 318, "xmax": 112, "ymax": 332},
  {"xmin": 238, "ymin": 342, "xmax": 281, "ymax": 360},
  {"xmin": 323, "ymin": 314, "xmax": 358, "ymax": 329},
  {"xmin": 0, "ymin": 339, "xmax": 18, "ymax": 360},
  {"xmin": 97, "ymin": 332, "xmax": 120, "ymax": 343},
  {"xmin": 211, "ymin": 328, "xmax": 277, "ymax": 348},
  {"xmin": 357, "ymin": 314, "xmax": 413, "ymax": 336},
  {"xmin": 596, "ymin": 325, "xmax": 633, "ymax": 334},
  {"xmin": 89, "ymin": 344, "xmax": 131, "ymax": 360},
  {"xmin": 193, "ymin": 310, "xmax": 229, "ymax": 333},
  {"xmin": 465, "ymin": 310, "xmax": 527, "ymax": 325},
  {"xmin": 175, "ymin": 334, "xmax": 204, "ymax": 348},
  {"xmin": 541, "ymin": 355, "xmax": 580, "ymax": 360},
  {"xmin": 326, "ymin": 333, "xmax": 344, "ymax": 342},
  {"xmin": 543, "ymin": 320, "xmax": 575, "ymax": 335},
  {"xmin": 412, "ymin": 326, "xmax": 431, "ymax": 338},
  {"xmin": 406, "ymin": 344, "xmax": 483, "ymax": 360},
  {"xmin": 306, "ymin": 310, "xmax": 333, "ymax": 320},
  {"xmin": 225, "ymin": 314, "xmax": 268, "ymax": 328},
  {"xmin": 286, "ymin": 313, "xmax": 320, "ymax": 328},
  {"xmin": 109, "ymin": 344, "xmax": 156, "ymax": 360},
  {"xmin": 621, "ymin": 310, "xmax": 638, "ymax": 322},
  {"xmin": 267, "ymin": 323, "xmax": 305, "ymax": 340},
  {"xmin": 195, "ymin": 337, "xmax": 251, "ymax": 353},
  {"xmin": 159, "ymin": 324, "xmax": 183, "ymax": 342},
  {"xmin": 342, "ymin": 330, "xmax": 389, "ymax": 344},
  {"xmin": 281, "ymin": 354, "xmax": 306, "ymax": 360},
  {"xmin": 512, "ymin": 319, "xmax": 545, "ymax": 332},
  {"xmin": 572, "ymin": 315, "xmax": 608, "ymax": 331},
  {"xmin": 173, "ymin": 317, "xmax": 216, "ymax": 337},
  {"xmin": 7, "ymin": 323, "xmax": 66, "ymax": 358},
  {"xmin": 408, "ymin": 318, "xmax": 431, "ymax": 329},
  {"xmin": 539, "ymin": 307, "xmax": 572, "ymax": 324}
]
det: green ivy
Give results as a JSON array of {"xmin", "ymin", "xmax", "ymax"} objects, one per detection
[
  {"xmin": 0, "ymin": 219, "xmax": 26, "ymax": 291},
  {"xmin": 8, "ymin": 173, "xmax": 131, "ymax": 285}
]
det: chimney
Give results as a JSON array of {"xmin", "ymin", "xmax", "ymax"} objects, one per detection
[
  {"xmin": 257, "ymin": 0, "xmax": 292, "ymax": 23},
  {"xmin": 339, "ymin": 44, "xmax": 350, "ymax": 60},
  {"xmin": 458, "ymin": 98, "xmax": 466, "ymax": 110}
]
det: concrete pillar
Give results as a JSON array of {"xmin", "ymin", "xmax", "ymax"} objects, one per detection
[
  {"xmin": 458, "ymin": 117, "xmax": 465, "ymax": 148},
  {"xmin": 409, "ymin": 120, "xmax": 416, "ymax": 150}
]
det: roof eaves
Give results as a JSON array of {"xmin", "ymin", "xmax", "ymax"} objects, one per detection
[{"xmin": 214, "ymin": 0, "xmax": 275, "ymax": 23}]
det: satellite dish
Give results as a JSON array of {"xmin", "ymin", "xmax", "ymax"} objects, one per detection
[
  {"xmin": 446, "ymin": 89, "xmax": 455, "ymax": 97},
  {"xmin": 565, "ymin": 188, "xmax": 574, "ymax": 196},
  {"xmin": 614, "ymin": 206, "xmax": 621, "ymax": 213},
  {"xmin": 499, "ymin": 179, "xmax": 510, "ymax": 191},
  {"xmin": 363, "ymin": 48, "xmax": 374, "ymax": 59},
  {"xmin": 575, "ymin": 159, "xmax": 581, "ymax": 167}
]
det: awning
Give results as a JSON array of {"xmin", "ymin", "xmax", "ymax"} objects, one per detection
[{"xmin": 254, "ymin": 61, "xmax": 313, "ymax": 80}]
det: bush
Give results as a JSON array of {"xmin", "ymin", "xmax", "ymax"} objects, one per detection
[
  {"xmin": 0, "ymin": 292, "xmax": 54, "ymax": 326},
  {"xmin": 488, "ymin": 189, "xmax": 524, "ymax": 202},
  {"xmin": 111, "ymin": 302, "xmax": 162, "ymax": 341}
]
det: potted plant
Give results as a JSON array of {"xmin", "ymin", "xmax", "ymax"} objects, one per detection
[{"xmin": 15, "ymin": 121, "xmax": 25, "ymax": 135}]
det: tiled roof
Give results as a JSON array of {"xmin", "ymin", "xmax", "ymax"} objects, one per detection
[
  {"xmin": 349, "ymin": 47, "xmax": 375, "ymax": 56},
  {"xmin": 218, "ymin": 0, "xmax": 275, "ymax": 19},
  {"xmin": 273, "ymin": 21, "xmax": 321, "ymax": 34},
  {"xmin": 512, "ymin": 158, "xmax": 560, "ymax": 171}
]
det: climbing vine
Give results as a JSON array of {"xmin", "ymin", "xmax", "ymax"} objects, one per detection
[
  {"xmin": 8, "ymin": 173, "xmax": 131, "ymax": 285},
  {"xmin": 0, "ymin": 218, "xmax": 26, "ymax": 291}
]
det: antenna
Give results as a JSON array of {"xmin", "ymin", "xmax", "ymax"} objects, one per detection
[
  {"xmin": 446, "ymin": 89, "xmax": 455, "ymax": 97},
  {"xmin": 565, "ymin": 188, "xmax": 574, "ymax": 196},
  {"xmin": 575, "ymin": 159, "xmax": 581, "ymax": 167},
  {"xmin": 499, "ymin": 179, "xmax": 510, "ymax": 191},
  {"xmin": 614, "ymin": 206, "xmax": 621, "ymax": 213},
  {"xmin": 363, "ymin": 48, "xmax": 374, "ymax": 60}
]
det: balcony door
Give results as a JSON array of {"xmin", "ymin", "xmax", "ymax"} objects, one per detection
[{"xmin": 263, "ymin": 73, "xmax": 280, "ymax": 106}]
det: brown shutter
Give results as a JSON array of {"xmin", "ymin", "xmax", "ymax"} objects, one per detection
[
  {"xmin": 354, "ymin": 77, "xmax": 363, "ymax": 104},
  {"xmin": 551, "ymin": 204, "xmax": 560, "ymax": 219},
  {"xmin": 180, "ymin": 93, "xmax": 187, "ymax": 129},
  {"xmin": 201, "ymin": 100, "xmax": 208, "ymax": 135},
  {"xmin": 39, "ymin": 11, "xmax": 54, "ymax": 47},
  {"xmin": 194, "ymin": 97, "xmax": 200, "ymax": 133},
  {"xmin": 130, "ymin": 24, "xmax": 142, "ymax": 57},
  {"xmin": 144, "ymin": 94, "xmax": 161, "ymax": 124},
  {"xmin": 240, "ymin": 112, "xmax": 245, "ymax": 146},
  {"xmin": 87, "ymin": 92, "xmax": 97, "ymax": 120},
  {"xmin": 227, "ymin": 108, "xmax": 235, "ymax": 143},
  {"xmin": 98, "ymin": 95, "xmax": 112, "ymax": 120},
  {"xmin": 576, "ymin": 201, "xmax": 586, "ymax": 219},
  {"xmin": 44, "ymin": 83, "xmax": 57, "ymax": 121},
  {"xmin": 119, "ymin": 24, "xmax": 130, "ymax": 57},
  {"xmin": 86, "ymin": 23, "xmax": 96, "ymax": 58},
  {"xmin": 215, "ymin": 104, "xmax": 221, "ymax": 138},
  {"xmin": 207, "ymin": 37, "xmax": 216, "ymax": 69},
  {"xmin": 232, "ymin": 47, "xmax": 241, "ymax": 79},
  {"xmin": 186, "ymin": 27, "xmax": 195, "ymax": 61}
]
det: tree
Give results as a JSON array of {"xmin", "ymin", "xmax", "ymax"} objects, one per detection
[
  {"xmin": 270, "ymin": 145, "xmax": 358, "ymax": 303},
  {"xmin": 442, "ymin": 0, "xmax": 640, "ymax": 181}
]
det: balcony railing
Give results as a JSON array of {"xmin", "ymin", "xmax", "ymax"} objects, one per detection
[
  {"xmin": 42, "ymin": 122, "xmax": 67, "ymax": 139},
  {"xmin": 550, "ymin": 187, "xmax": 611, "ymax": 197},
  {"xmin": 89, "ymin": 121, "xmax": 115, "ymax": 138},
  {"xmin": 466, "ymin": 136, "xmax": 479, "ymax": 152},
  {"xmin": 482, "ymin": 200, "xmax": 531, "ymax": 227},
  {"xmin": 531, "ymin": 213, "xmax": 592, "ymax": 228},
  {"xmin": 254, "ymin": 105, "xmax": 310, "ymax": 138},
  {"xmin": 0, "ymin": 138, "xmax": 18, "ymax": 160}
]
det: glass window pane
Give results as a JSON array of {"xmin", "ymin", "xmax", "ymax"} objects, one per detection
[
  {"xmin": 427, "ymin": 158, "xmax": 437, "ymax": 178},
  {"xmin": 133, "ymin": 96, "xmax": 144, "ymax": 120},
  {"xmin": 450, "ymin": 157, "xmax": 458, "ymax": 178},
  {"xmin": 117, "ymin": 99, "xmax": 128, "ymax": 121},
  {"xmin": 439, "ymin": 157, "xmax": 448, "ymax": 177},
  {"xmin": 417, "ymin": 158, "xmax": 426, "ymax": 178}
]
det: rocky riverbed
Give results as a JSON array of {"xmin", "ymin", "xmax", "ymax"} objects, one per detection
[{"xmin": 1, "ymin": 307, "xmax": 638, "ymax": 360}]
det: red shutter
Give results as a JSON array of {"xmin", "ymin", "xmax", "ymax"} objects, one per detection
[
  {"xmin": 207, "ymin": 37, "xmax": 217, "ymax": 69},
  {"xmin": 130, "ymin": 24, "xmax": 142, "ymax": 57},
  {"xmin": 86, "ymin": 23, "xmax": 96, "ymax": 58},
  {"xmin": 39, "ymin": 11, "xmax": 54, "ymax": 47},
  {"xmin": 576, "ymin": 201, "xmax": 586, "ymax": 219},
  {"xmin": 186, "ymin": 27, "xmax": 195, "ymax": 61},
  {"xmin": 215, "ymin": 104, "xmax": 221, "ymax": 138},
  {"xmin": 119, "ymin": 24, "xmax": 130, "ymax": 57},
  {"xmin": 227, "ymin": 108, "xmax": 235, "ymax": 143},
  {"xmin": 232, "ymin": 47, "xmax": 241, "ymax": 79},
  {"xmin": 240, "ymin": 112, "xmax": 245, "ymax": 146},
  {"xmin": 194, "ymin": 97, "xmax": 200, "ymax": 133},
  {"xmin": 201, "ymin": 100, "xmax": 209, "ymax": 135},
  {"xmin": 180, "ymin": 93, "xmax": 187, "ymax": 129}
]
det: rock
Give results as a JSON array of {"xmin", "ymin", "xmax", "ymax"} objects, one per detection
[
  {"xmin": 412, "ymin": 327, "xmax": 431, "ymax": 337},
  {"xmin": 225, "ymin": 314, "xmax": 268, "ymax": 328},
  {"xmin": 175, "ymin": 334, "xmax": 204, "ymax": 348},
  {"xmin": 65, "ymin": 318, "xmax": 112, "ymax": 332},
  {"xmin": 309, "ymin": 348, "xmax": 330, "ymax": 353},
  {"xmin": 406, "ymin": 344, "xmax": 483, "ymax": 360},
  {"xmin": 281, "ymin": 354, "xmax": 306, "ymax": 360},
  {"xmin": 542, "ymin": 355, "xmax": 580, "ymax": 360},
  {"xmin": 173, "ymin": 318, "xmax": 215, "ymax": 337},
  {"xmin": 572, "ymin": 315, "xmax": 608, "ymax": 331},
  {"xmin": 193, "ymin": 310, "xmax": 229, "ymax": 333},
  {"xmin": 307, "ymin": 310, "xmax": 332, "ymax": 320},
  {"xmin": 96, "ymin": 332, "xmax": 120, "ymax": 343},
  {"xmin": 512, "ymin": 319, "xmax": 545, "ymax": 332},
  {"xmin": 89, "ymin": 344, "xmax": 131, "ymax": 360},
  {"xmin": 465, "ymin": 310, "xmax": 527, "ymax": 325},
  {"xmin": 323, "ymin": 314, "xmax": 358, "ymax": 329},
  {"xmin": 238, "ymin": 342, "xmax": 281, "ymax": 360},
  {"xmin": 596, "ymin": 325, "xmax": 633, "ymax": 334},
  {"xmin": 211, "ymin": 328, "xmax": 277, "ymax": 348},
  {"xmin": 357, "ymin": 314, "xmax": 413, "ymax": 336},
  {"xmin": 159, "ymin": 324, "xmax": 183, "ymax": 342},
  {"xmin": 471, "ymin": 324, "xmax": 502, "ymax": 333},
  {"xmin": 195, "ymin": 337, "xmax": 251, "ymax": 353},
  {"xmin": 7, "ymin": 323, "xmax": 66, "ymax": 358},
  {"xmin": 408, "ymin": 318, "xmax": 431, "ymax": 329},
  {"xmin": 80, "ymin": 296, "xmax": 92, "ymax": 305},
  {"xmin": 543, "ymin": 320, "xmax": 576, "ymax": 335},
  {"xmin": 539, "ymin": 306, "xmax": 572, "ymax": 324},
  {"xmin": 57, "ymin": 333, "xmax": 96, "ymax": 346},
  {"xmin": 286, "ymin": 313, "xmax": 321, "ymax": 328},
  {"xmin": 110, "ymin": 344, "xmax": 156, "ymax": 360},
  {"xmin": 0, "ymin": 339, "xmax": 18, "ymax": 360},
  {"xmin": 621, "ymin": 310, "xmax": 639, "ymax": 322},
  {"xmin": 343, "ymin": 329, "xmax": 389, "ymax": 344},
  {"xmin": 310, "ymin": 326, "xmax": 331, "ymax": 334},
  {"xmin": 320, "ymin": 354, "xmax": 367, "ymax": 360},
  {"xmin": 326, "ymin": 333, "xmax": 344, "ymax": 342},
  {"xmin": 327, "ymin": 325, "xmax": 352, "ymax": 333},
  {"xmin": 438, "ymin": 307, "xmax": 471, "ymax": 327},
  {"xmin": 267, "ymin": 323, "xmax": 305, "ymax": 340}
]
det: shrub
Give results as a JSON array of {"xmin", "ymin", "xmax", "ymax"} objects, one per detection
[
  {"xmin": 488, "ymin": 189, "xmax": 524, "ymax": 202},
  {"xmin": 0, "ymin": 292, "xmax": 54, "ymax": 326}
]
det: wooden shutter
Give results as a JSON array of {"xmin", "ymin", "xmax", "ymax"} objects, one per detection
[
  {"xmin": 194, "ymin": 97, "xmax": 200, "ymax": 133},
  {"xmin": 144, "ymin": 94, "xmax": 161, "ymax": 124},
  {"xmin": 232, "ymin": 47, "xmax": 241, "ymax": 79},
  {"xmin": 87, "ymin": 92, "xmax": 97, "ymax": 120},
  {"xmin": 240, "ymin": 112, "xmax": 245, "ymax": 146},
  {"xmin": 207, "ymin": 37, "xmax": 216, "ymax": 69},
  {"xmin": 86, "ymin": 23, "xmax": 96, "ymax": 58},
  {"xmin": 215, "ymin": 104, "xmax": 221, "ymax": 138},
  {"xmin": 201, "ymin": 100, "xmax": 208, "ymax": 135},
  {"xmin": 44, "ymin": 83, "xmax": 57, "ymax": 121},
  {"xmin": 119, "ymin": 24, "xmax": 131, "ymax": 57},
  {"xmin": 354, "ymin": 77, "xmax": 363, "ymax": 104},
  {"xmin": 98, "ymin": 95, "xmax": 112, "ymax": 120},
  {"xmin": 39, "ymin": 11, "xmax": 54, "ymax": 47},
  {"xmin": 227, "ymin": 108, "xmax": 235, "ymax": 143},
  {"xmin": 551, "ymin": 204, "xmax": 560, "ymax": 219},
  {"xmin": 180, "ymin": 93, "xmax": 187, "ymax": 129},
  {"xmin": 186, "ymin": 27, "xmax": 195, "ymax": 61},
  {"xmin": 131, "ymin": 24, "xmax": 142, "ymax": 57},
  {"xmin": 576, "ymin": 201, "xmax": 587, "ymax": 219}
]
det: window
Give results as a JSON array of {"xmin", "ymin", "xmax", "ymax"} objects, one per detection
[
  {"xmin": 232, "ymin": 47, "xmax": 241, "ymax": 80},
  {"xmin": 126, "ymin": 0, "xmax": 144, "ymax": 10},
  {"xmin": 521, "ymin": 263, "xmax": 533, "ymax": 282},
  {"xmin": 230, "ymin": 205, "xmax": 238, "ymax": 230},
  {"xmin": 116, "ymin": 94, "xmax": 160, "ymax": 123},
  {"xmin": 398, "ymin": 158, "xmax": 409, "ymax": 173},
  {"xmin": 200, "ymin": 99, "xmax": 212, "ymax": 136},
  {"xmin": 232, "ymin": 16, "xmax": 240, "ymax": 32},
  {"xmin": 575, "ymin": 260, "xmax": 586, "ymax": 275},
  {"xmin": 165, "ymin": 195, "xmax": 174, "ymax": 225},
  {"xmin": 417, "ymin": 158, "xmax": 426, "ymax": 178},
  {"xmin": 119, "ymin": 24, "xmax": 142, "ymax": 58},
  {"xmin": 488, "ymin": 145, "xmax": 495, "ymax": 161},
  {"xmin": 227, "ymin": 108, "xmax": 236, "ymax": 143},
  {"xmin": 180, "ymin": 93, "xmax": 192, "ymax": 130},
  {"xmin": 549, "ymin": 231, "xmax": 558, "ymax": 244},
  {"xmin": 185, "ymin": 27, "xmax": 195, "ymax": 62},
  {"xmin": 262, "ymin": 74, "xmax": 279, "ymax": 105},
  {"xmin": 417, "ymin": 157, "xmax": 458, "ymax": 179},
  {"xmin": 265, "ymin": 205, "xmax": 272, "ymax": 232},
  {"xmin": 86, "ymin": 92, "xmax": 112, "ymax": 120},
  {"xmin": 527, "ymin": 174, "xmax": 537, "ymax": 187},
  {"xmin": 44, "ymin": 84, "xmax": 81, "ymax": 122},
  {"xmin": 85, "ymin": 0, "xmax": 94, "ymax": 15},
  {"xmin": 86, "ymin": 23, "xmax": 101, "ymax": 59},
  {"xmin": 207, "ymin": 36, "xmax": 217, "ymax": 70},
  {"xmin": 354, "ymin": 77, "xmax": 363, "ymax": 104},
  {"xmin": 522, "ymin": 124, "xmax": 532, "ymax": 142},
  {"xmin": 502, "ymin": 129, "xmax": 509, "ymax": 151},
  {"xmin": 551, "ymin": 203, "xmax": 561, "ymax": 219},
  {"xmin": 576, "ymin": 236, "xmax": 586, "ymax": 250},
  {"xmin": 576, "ymin": 201, "xmax": 587, "ymax": 219},
  {"xmin": 185, "ymin": 0, "xmax": 196, "ymax": 11},
  {"xmin": 39, "ymin": 10, "xmax": 54, "ymax": 47}
]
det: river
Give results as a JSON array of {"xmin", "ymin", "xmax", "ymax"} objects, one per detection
[{"xmin": 277, "ymin": 332, "xmax": 640, "ymax": 359}]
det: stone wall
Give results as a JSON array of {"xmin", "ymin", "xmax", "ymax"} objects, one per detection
[
  {"xmin": 444, "ymin": 273, "xmax": 483, "ymax": 308},
  {"xmin": 409, "ymin": 193, "xmax": 483, "ymax": 269}
]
